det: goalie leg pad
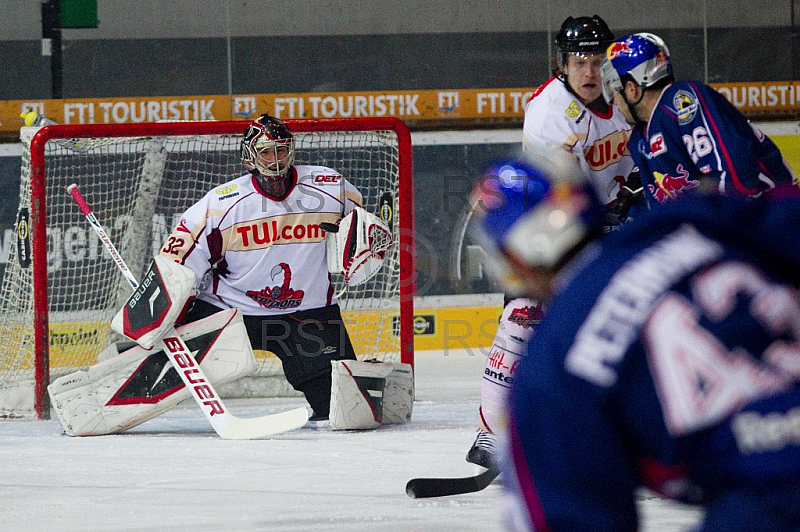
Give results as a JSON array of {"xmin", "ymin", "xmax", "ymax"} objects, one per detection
[
  {"xmin": 110, "ymin": 254, "xmax": 196, "ymax": 349},
  {"xmin": 329, "ymin": 359, "xmax": 413, "ymax": 430},
  {"xmin": 49, "ymin": 308, "xmax": 256, "ymax": 436},
  {"xmin": 382, "ymin": 362, "xmax": 414, "ymax": 425}
]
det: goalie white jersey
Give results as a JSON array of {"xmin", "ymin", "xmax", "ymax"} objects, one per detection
[
  {"xmin": 159, "ymin": 165, "xmax": 362, "ymax": 315},
  {"xmin": 522, "ymin": 77, "xmax": 635, "ymax": 205}
]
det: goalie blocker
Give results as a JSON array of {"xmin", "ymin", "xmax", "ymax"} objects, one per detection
[
  {"xmin": 329, "ymin": 359, "xmax": 413, "ymax": 430},
  {"xmin": 110, "ymin": 254, "xmax": 196, "ymax": 350},
  {"xmin": 323, "ymin": 206, "xmax": 393, "ymax": 286},
  {"xmin": 48, "ymin": 308, "xmax": 257, "ymax": 436}
]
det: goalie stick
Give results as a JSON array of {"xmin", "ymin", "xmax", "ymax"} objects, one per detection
[
  {"xmin": 405, "ymin": 467, "xmax": 500, "ymax": 498},
  {"xmin": 67, "ymin": 183, "xmax": 309, "ymax": 439}
]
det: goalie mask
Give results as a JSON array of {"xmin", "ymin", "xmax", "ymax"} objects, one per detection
[
  {"xmin": 469, "ymin": 146, "xmax": 605, "ymax": 295},
  {"xmin": 241, "ymin": 114, "xmax": 295, "ymax": 178}
]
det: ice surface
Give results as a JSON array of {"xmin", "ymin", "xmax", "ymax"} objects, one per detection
[{"xmin": 0, "ymin": 349, "xmax": 703, "ymax": 531}]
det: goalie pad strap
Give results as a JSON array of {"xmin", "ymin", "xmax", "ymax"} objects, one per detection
[
  {"xmin": 329, "ymin": 359, "xmax": 413, "ymax": 430},
  {"xmin": 49, "ymin": 308, "xmax": 257, "ymax": 436},
  {"xmin": 111, "ymin": 255, "xmax": 196, "ymax": 349}
]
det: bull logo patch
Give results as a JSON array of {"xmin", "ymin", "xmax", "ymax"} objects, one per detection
[{"xmin": 651, "ymin": 164, "xmax": 699, "ymax": 203}]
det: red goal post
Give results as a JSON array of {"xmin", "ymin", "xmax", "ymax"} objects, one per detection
[{"xmin": 11, "ymin": 117, "xmax": 414, "ymax": 419}]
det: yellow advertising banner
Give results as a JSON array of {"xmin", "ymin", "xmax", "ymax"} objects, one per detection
[
  {"xmin": 0, "ymin": 88, "xmax": 536, "ymax": 133},
  {"xmin": 1, "ymin": 82, "xmax": 799, "ymax": 134},
  {"xmin": 411, "ymin": 305, "xmax": 503, "ymax": 351},
  {"xmin": 712, "ymin": 81, "xmax": 800, "ymax": 113},
  {"xmin": 1, "ymin": 95, "xmax": 227, "ymax": 128}
]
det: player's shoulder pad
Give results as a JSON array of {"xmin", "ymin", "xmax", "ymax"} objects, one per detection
[
  {"xmin": 209, "ymin": 175, "xmax": 251, "ymax": 203},
  {"xmin": 527, "ymin": 77, "xmax": 560, "ymax": 104},
  {"xmin": 658, "ymin": 81, "xmax": 703, "ymax": 127},
  {"xmin": 527, "ymin": 83, "xmax": 578, "ymax": 125}
]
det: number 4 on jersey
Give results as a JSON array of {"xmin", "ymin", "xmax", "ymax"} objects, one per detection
[{"xmin": 644, "ymin": 262, "xmax": 799, "ymax": 437}]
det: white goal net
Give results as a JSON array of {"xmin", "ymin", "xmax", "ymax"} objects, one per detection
[{"xmin": 0, "ymin": 118, "xmax": 414, "ymax": 418}]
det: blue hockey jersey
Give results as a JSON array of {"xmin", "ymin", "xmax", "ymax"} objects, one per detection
[
  {"xmin": 504, "ymin": 189, "xmax": 800, "ymax": 531},
  {"xmin": 629, "ymin": 81, "xmax": 796, "ymax": 205}
]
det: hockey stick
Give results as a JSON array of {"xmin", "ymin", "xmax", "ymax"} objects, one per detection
[
  {"xmin": 67, "ymin": 183, "xmax": 309, "ymax": 439},
  {"xmin": 405, "ymin": 467, "xmax": 500, "ymax": 498}
]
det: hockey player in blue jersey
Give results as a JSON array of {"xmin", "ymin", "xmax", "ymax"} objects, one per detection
[
  {"xmin": 470, "ymin": 146, "xmax": 800, "ymax": 531},
  {"xmin": 599, "ymin": 33, "xmax": 796, "ymax": 205}
]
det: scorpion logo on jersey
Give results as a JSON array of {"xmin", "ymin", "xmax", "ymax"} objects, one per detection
[
  {"xmin": 246, "ymin": 263, "xmax": 305, "ymax": 309},
  {"xmin": 650, "ymin": 164, "xmax": 699, "ymax": 203},
  {"xmin": 508, "ymin": 302, "xmax": 545, "ymax": 329}
]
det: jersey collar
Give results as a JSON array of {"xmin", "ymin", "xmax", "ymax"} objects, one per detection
[
  {"xmin": 561, "ymin": 76, "xmax": 613, "ymax": 119},
  {"xmin": 644, "ymin": 83, "xmax": 674, "ymax": 138},
  {"xmin": 251, "ymin": 166, "xmax": 298, "ymax": 200}
]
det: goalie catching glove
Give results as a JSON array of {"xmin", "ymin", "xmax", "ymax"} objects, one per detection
[{"xmin": 322, "ymin": 206, "xmax": 392, "ymax": 286}]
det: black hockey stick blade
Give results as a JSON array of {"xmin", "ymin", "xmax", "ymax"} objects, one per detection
[{"xmin": 405, "ymin": 467, "xmax": 500, "ymax": 498}]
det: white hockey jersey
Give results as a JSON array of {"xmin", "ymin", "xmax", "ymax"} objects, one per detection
[
  {"xmin": 522, "ymin": 76, "xmax": 636, "ymax": 205},
  {"xmin": 159, "ymin": 165, "xmax": 362, "ymax": 315}
]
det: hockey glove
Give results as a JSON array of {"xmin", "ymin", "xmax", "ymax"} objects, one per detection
[{"xmin": 607, "ymin": 170, "xmax": 646, "ymax": 223}]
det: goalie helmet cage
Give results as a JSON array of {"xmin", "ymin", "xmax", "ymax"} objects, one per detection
[{"xmin": 2, "ymin": 117, "xmax": 415, "ymax": 419}]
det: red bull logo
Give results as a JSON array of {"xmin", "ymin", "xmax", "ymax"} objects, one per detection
[
  {"xmin": 607, "ymin": 42, "xmax": 632, "ymax": 60},
  {"xmin": 651, "ymin": 164, "xmax": 699, "ymax": 203}
]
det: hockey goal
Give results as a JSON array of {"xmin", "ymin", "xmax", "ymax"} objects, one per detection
[{"xmin": 0, "ymin": 118, "xmax": 415, "ymax": 419}]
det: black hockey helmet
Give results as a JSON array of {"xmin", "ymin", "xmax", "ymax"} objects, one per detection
[
  {"xmin": 555, "ymin": 15, "xmax": 615, "ymax": 54},
  {"xmin": 241, "ymin": 114, "xmax": 295, "ymax": 177}
]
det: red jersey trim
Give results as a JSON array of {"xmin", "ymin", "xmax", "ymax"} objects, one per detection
[{"xmin": 527, "ymin": 77, "xmax": 559, "ymax": 105}]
